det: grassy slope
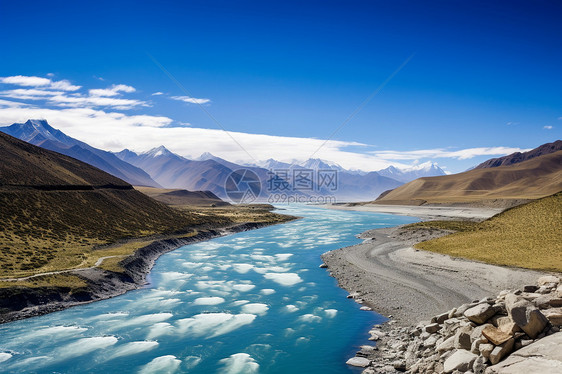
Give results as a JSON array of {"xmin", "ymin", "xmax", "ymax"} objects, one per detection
[
  {"xmin": 0, "ymin": 132, "xmax": 292, "ymax": 287},
  {"xmin": 375, "ymin": 150, "xmax": 562, "ymax": 205},
  {"xmin": 413, "ymin": 192, "xmax": 562, "ymax": 272}
]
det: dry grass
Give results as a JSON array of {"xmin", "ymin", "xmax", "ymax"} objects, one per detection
[
  {"xmin": 415, "ymin": 192, "xmax": 562, "ymax": 272},
  {"xmin": 403, "ymin": 220, "xmax": 479, "ymax": 232},
  {"xmin": 0, "ymin": 274, "xmax": 88, "ymax": 289}
]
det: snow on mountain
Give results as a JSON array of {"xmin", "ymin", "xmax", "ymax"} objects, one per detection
[{"xmin": 377, "ymin": 162, "xmax": 446, "ymax": 183}]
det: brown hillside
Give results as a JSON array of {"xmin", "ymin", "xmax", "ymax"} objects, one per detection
[
  {"xmin": 0, "ymin": 132, "xmax": 218, "ymax": 277},
  {"xmin": 0, "ymin": 131, "xmax": 128, "ymax": 187},
  {"xmin": 475, "ymin": 140, "xmax": 562, "ymax": 169},
  {"xmin": 375, "ymin": 150, "xmax": 562, "ymax": 205}
]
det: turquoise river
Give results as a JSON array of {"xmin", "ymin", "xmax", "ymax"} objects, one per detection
[{"xmin": 0, "ymin": 205, "xmax": 417, "ymax": 374}]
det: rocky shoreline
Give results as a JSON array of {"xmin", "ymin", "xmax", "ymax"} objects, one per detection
[
  {"xmin": 321, "ymin": 217, "xmax": 561, "ymax": 373},
  {"xmin": 351, "ymin": 275, "xmax": 562, "ymax": 373},
  {"xmin": 0, "ymin": 221, "xmax": 278, "ymax": 324}
]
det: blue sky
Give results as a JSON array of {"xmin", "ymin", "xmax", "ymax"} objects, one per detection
[{"xmin": 0, "ymin": 0, "xmax": 560, "ymax": 172}]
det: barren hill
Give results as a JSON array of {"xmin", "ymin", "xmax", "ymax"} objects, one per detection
[{"xmin": 374, "ymin": 150, "xmax": 562, "ymax": 205}]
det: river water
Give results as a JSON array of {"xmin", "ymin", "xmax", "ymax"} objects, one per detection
[{"xmin": 0, "ymin": 206, "xmax": 417, "ymax": 374}]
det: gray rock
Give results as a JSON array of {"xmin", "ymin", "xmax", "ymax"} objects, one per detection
[
  {"xmin": 489, "ymin": 338, "xmax": 514, "ymax": 365},
  {"xmin": 433, "ymin": 311, "xmax": 450, "ymax": 324},
  {"xmin": 537, "ymin": 275, "xmax": 560, "ymax": 286},
  {"xmin": 454, "ymin": 326, "xmax": 473, "ymax": 350},
  {"xmin": 523, "ymin": 285, "xmax": 538, "ymax": 293},
  {"xmin": 485, "ymin": 332, "xmax": 562, "ymax": 373},
  {"xmin": 505, "ymin": 294, "xmax": 549, "ymax": 338},
  {"xmin": 425, "ymin": 322, "xmax": 442, "ymax": 333},
  {"xmin": 346, "ymin": 357, "xmax": 371, "ymax": 367},
  {"xmin": 465, "ymin": 304, "xmax": 498, "ymax": 325},
  {"xmin": 473, "ymin": 355, "xmax": 488, "ymax": 374},
  {"xmin": 479, "ymin": 343, "xmax": 494, "ymax": 360},
  {"xmin": 471, "ymin": 324, "xmax": 493, "ymax": 343},
  {"xmin": 542, "ymin": 308, "xmax": 562, "ymax": 326},
  {"xmin": 437, "ymin": 336, "xmax": 456, "ymax": 352},
  {"xmin": 443, "ymin": 350, "xmax": 478, "ymax": 373}
]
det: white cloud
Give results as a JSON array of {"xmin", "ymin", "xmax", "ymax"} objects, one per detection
[
  {"xmin": 0, "ymin": 74, "xmax": 533, "ymax": 172},
  {"xmin": 171, "ymin": 95, "xmax": 210, "ymax": 104},
  {"xmin": 89, "ymin": 84, "xmax": 136, "ymax": 97},
  {"xmin": 152, "ymin": 91, "xmax": 164, "ymax": 96},
  {"xmin": 0, "ymin": 75, "xmax": 80, "ymax": 91},
  {"xmin": 371, "ymin": 146, "xmax": 528, "ymax": 161},
  {"xmin": 544, "ymin": 125, "xmax": 553, "ymax": 130}
]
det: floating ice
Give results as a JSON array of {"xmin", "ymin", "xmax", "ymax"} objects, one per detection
[
  {"xmin": 231, "ymin": 300, "xmax": 250, "ymax": 306},
  {"xmin": 32, "ymin": 325, "xmax": 88, "ymax": 337},
  {"xmin": 324, "ymin": 309, "xmax": 338, "ymax": 318},
  {"xmin": 217, "ymin": 353, "xmax": 259, "ymax": 374},
  {"xmin": 146, "ymin": 322, "xmax": 174, "ymax": 339},
  {"xmin": 107, "ymin": 341, "xmax": 159, "ymax": 360},
  {"xmin": 176, "ymin": 313, "xmax": 256, "ymax": 338},
  {"xmin": 274, "ymin": 253, "xmax": 294, "ymax": 261},
  {"xmin": 298, "ymin": 314, "xmax": 322, "ymax": 323},
  {"xmin": 193, "ymin": 297, "xmax": 225, "ymax": 305},
  {"xmin": 138, "ymin": 355, "xmax": 181, "ymax": 374},
  {"xmin": 110, "ymin": 313, "xmax": 173, "ymax": 329},
  {"xmin": 250, "ymin": 254, "xmax": 276, "ymax": 262},
  {"xmin": 184, "ymin": 355, "xmax": 202, "ymax": 369},
  {"xmin": 285, "ymin": 305, "xmax": 299, "ymax": 312},
  {"xmin": 241, "ymin": 303, "xmax": 269, "ymax": 316},
  {"xmin": 232, "ymin": 284, "xmax": 255, "ymax": 292},
  {"xmin": 55, "ymin": 336, "xmax": 118, "ymax": 360},
  {"xmin": 264, "ymin": 273, "xmax": 303, "ymax": 286},
  {"xmin": 260, "ymin": 289, "xmax": 276, "ymax": 295},
  {"xmin": 232, "ymin": 263, "xmax": 254, "ymax": 274},
  {"xmin": 0, "ymin": 353, "xmax": 12, "ymax": 363}
]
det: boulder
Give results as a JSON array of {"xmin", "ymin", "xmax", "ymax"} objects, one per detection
[
  {"xmin": 433, "ymin": 311, "xmax": 450, "ymax": 324},
  {"xmin": 523, "ymin": 285, "xmax": 538, "ymax": 293},
  {"xmin": 425, "ymin": 323, "xmax": 442, "ymax": 333},
  {"xmin": 473, "ymin": 355, "xmax": 488, "ymax": 374},
  {"xmin": 498, "ymin": 321, "xmax": 520, "ymax": 335},
  {"xmin": 465, "ymin": 304, "xmax": 497, "ymax": 324},
  {"xmin": 482, "ymin": 326, "xmax": 512, "ymax": 345},
  {"xmin": 537, "ymin": 275, "xmax": 560, "ymax": 286},
  {"xmin": 542, "ymin": 308, "xmax": 562, "ymax": 326},
  {"xmin": 437, "ymin": 336, "xmax": 456, "ymax": 352},
  {"xmin": 346, "ymin": 357, "xmax": 370, "ymax": 367},
  {"xmin": 557, "ymin": 285, "xmax": 562, "ymax": 298},
  {"xmin": 443, "ymin": 350, "xmax": 478, "ymax": 373},
  {"xmin": 489, "ymin": 338, "xmax": 514, "ymax": 365},
  {"xmin": 479, "ymin": 343, "xmax": 494, "ymax": 360},
  {"xmin": 505, "ymin": 294, "xmax": 549, "ymax": 339},
  {"xmin": 470, "ymin": 324, "xmax": 493, "ymax": 343},
  {"xmin": 454, "ymin": 326, "xmax": 473, "ymax": 350},
  {"xmin": 485, "ymin": 332, "xmax": 562, "ymax": 373}
]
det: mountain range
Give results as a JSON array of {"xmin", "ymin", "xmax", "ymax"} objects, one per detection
[
  {"xmin": 0, "ymin": 120, "xmax": 160, "ymax": 188},
  {"xmin": 2, "ymin": 119, "xmax": 449, "ymax": 202},
  {"xmin": 375, "ymin": 142, "xmax": 562, "ymax": 206}
]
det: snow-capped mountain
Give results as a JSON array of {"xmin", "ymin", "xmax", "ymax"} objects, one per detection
[
  {"xmin": 0, "ymin": 119, "xmax": 161, "ymax": 187},
  {"xmin": 377, "ymin": 162, "xmax": 446, "ymax": 183}
]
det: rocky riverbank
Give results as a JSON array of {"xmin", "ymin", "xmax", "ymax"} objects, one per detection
[
  {"xmin": 0, "ymin": 221, "xmax": 280, "ymax": 324},
  {"xmin": 350, "ymin": 275, "xmax": 562, "ymax": 373}
]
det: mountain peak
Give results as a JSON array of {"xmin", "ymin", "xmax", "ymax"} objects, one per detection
[
  {"xmin": 198, "ymin": 152, "xmax": 216, "ymax": 161},
  {"xmin": 145, "ymin": 145, "xmax": 175, "ymax": 158}
]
